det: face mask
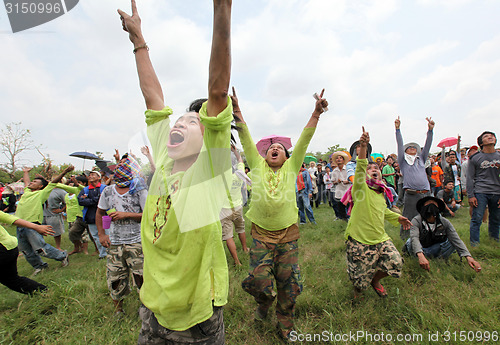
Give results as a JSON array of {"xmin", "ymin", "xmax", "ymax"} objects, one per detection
[
  {"xmin": 420, "ymin": 203, "xmax": 440, "ymax": 220},
  {"xmin": 404, "ymin": 153, "xmax": 417, "ymax": 166}
]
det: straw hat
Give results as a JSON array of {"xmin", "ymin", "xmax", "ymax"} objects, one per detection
[{"xmin": 331, "ymin": 151, "xmax": 349, "ymax": 163}]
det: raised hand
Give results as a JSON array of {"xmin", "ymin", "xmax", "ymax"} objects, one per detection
[
  {"xmin": 140, "ymin": 146, "xmax": 150, "ymax": 156},
  {"xmin": 230, "ymin": 86, "xmax": 239, "ymax": 109},
  {"xmin": 360, "ymin": 126, "xmax": 370, "ymax": 146},
  {"xmin": 117, "ymin": 0, "xmax": 144, "ymax": 45},
  {"xmin": 426, "ymin": 116, "xmax": 435, "ymax": 130},
  {"xmin": 22, "ymin": 166, "xmax": 32, "ymax": 173},
  {"xmin": 114, "ymin": 149, "xmax": 120, "ymax": 163},
  {"xmin": 313, "ymin": 89, "xmax": 328, "ymax": 115},
  {"xmin": 395, "ymin": 116, "xmax": 400, "ymax": 130}
]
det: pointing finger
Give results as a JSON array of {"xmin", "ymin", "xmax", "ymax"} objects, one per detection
[
  {"xmin": 362, "ymin": 126, "xmax": 365, "ymax": 133},
  {"xmin": 117, "ymin": 9, "xmax": 129, "ymax": 18},
  {"xmin": 131, "ymin": 0, "xmax": 138, "ymax": 15},
  {"xmin": 319, "ymin": 88, "xmax": 325, "ymax": 98}
]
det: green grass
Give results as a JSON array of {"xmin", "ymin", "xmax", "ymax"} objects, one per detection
[{"xmin": 1, "ymin": 203, "xmax": 499, "ymax": 344}]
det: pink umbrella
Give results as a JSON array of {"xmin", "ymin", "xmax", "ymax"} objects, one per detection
[
  {"xmin": 256, "ymin": 135, "xmax": 292, "ymax": 157},
  {"xmin": 437, "ymin": 137, "xmax": 458, "ymax": 148}
]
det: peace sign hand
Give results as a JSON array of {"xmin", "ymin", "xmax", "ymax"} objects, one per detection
[{"xmin": 117, "ymin": 0, "xmax": 143, "ymax": 44}]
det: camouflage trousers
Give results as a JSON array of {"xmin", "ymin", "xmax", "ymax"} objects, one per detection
[
  {"xmin": 106, "ymin": 243, "xmax": 143, "ymax": 301},
  {"xmin": 241, "ymin": 238, "xmax": 303, "ymax": 337},
  {"xmin": 137, "ymin": 304, "xmax": 225, "ymax": 345},
  {"xmin": 346, "ymin": 237, "xmax": 403, "ymax": 291}
]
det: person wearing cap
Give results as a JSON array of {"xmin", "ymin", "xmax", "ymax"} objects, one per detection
[
  {"xmin": 395, "ymin": 116, "xmax": 434, "ymax": 240},
  {"xmin": 78, "ymin": 170, "xmax": 108, "ymax": 259},
  {"xmin": 331, "ymin": 151, "xmax": 350, "ymax": 221},
  {"xmin": 467, "ymin": 131, "xmax": 500, "ymax": 246},
  {"xmin": 234, "ymin": 87, "xmax": 328, "ymax": 340},
  {"xmin": 404, "ymin": 196, "xmax": 481, "ymax": 273}
]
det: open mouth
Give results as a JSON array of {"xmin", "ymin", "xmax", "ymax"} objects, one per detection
[
  {"xmin": 169, "ymin": 130, "xmax": 185, "ymax": 146},
  {"xmin": 271, "ymin": 151, "xmax": 279, "ymax": 158}
]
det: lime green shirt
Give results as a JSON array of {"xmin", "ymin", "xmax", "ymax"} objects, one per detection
[
  {"xmin": 238, "ymin": 123, "xmax": 315, "ymax": 230},
  {"xmin": 15, "ymin": 183, "xmax": 56, "ymax": 224},
  {"xmin": 344, "ymin": 159, "xmax": 400, "ymax": 245},
  {"xmin": 57, "ymin": 184, "xmax": 85, "ymax": 223},
  {"xmin": 0, "ymin": 211, "xmax": 19, "ymax": 250},
  {"xmin": 140, "ymin": 98, "xmax": 232, "ymax": 331},
  {"xmin": 222, "ymin": 162, "xmax": 245, "ymax": 209}
]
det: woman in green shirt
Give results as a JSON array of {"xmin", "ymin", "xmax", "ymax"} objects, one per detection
[
  {"xmin": 118, "ymin": 0, "xmax": 233, "ymax": 343},
  {"xmin": 233, "ymin": 88, "xmax": 328, "ymax": 340}
]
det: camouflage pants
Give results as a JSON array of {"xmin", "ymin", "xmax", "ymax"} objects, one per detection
[
  {"xmin": 241, "ymin": 239, "xmax": 303, "ymax": 337},
  {"xmin": 137, "ymin": 304, "xmax": 225, "ymax": 345},
  {"xmin": 346, "ymin": 237, "xmax": 403, "ymax": 290},
  {"xmin": 106, "ymin": 243, "xmax": 143, "ymax": 301}
]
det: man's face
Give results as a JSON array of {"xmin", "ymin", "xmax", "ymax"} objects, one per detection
[
  {"xmin": 405, "ymin": 147, "xmax": 417, "ymax": 156},
  {"xmin": 265, "ymin": 143, "xmax": 287, "ymax": 168},
  {"xmin": 481, "ymin": 133, "xmax": 497, "ymax": 147},
  {"xmin": 386, "ymin": 157, "xmax": 393, "ymax": 165},
  {"xmin": 449, "ymin": 153, "xmax": 456, "ymax": 164},
  {"xmin": 325, "ymin": 167, "xmax": 330, "ymax": 173},
  {"xmin": 445, "ymin": 182, "xmax": 454, "ymax": 191},
  {"xmin": 27, "ymin": 179, "xmax": 44, "ymax": 191},
  {"xmin": 167, "ymin": 112, "xmax": 204, "ymax": 161},
  {"xmin": 355, "ymin": 145, "xmax": 361, "ymax": 156},
  {"xmin": 335, "ymin": 155, "xmax": 345, "ymax": 165},
  {"xmin": 367, "ymin": 164, "xmax": 381, "ymax": 180},
  {"xmin": 430, "ymin": 157, "xmax": 435, "ymax": 164},
  {"xmin": 88, "ymin": 172, "xmax": 100, "ymax": 183}
]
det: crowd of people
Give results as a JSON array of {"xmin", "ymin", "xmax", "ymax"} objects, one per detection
[{"xmin": 1, "ymin": 0, "xmax": 499, "ymax": 343}]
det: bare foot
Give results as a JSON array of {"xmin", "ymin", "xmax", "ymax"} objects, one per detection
[{"xmin": 68, "ymin": 249, "xmax": 82, "ymax": 256}]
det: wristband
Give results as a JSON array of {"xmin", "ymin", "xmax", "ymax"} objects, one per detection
[{"xmin": 133, "ymin": 43, "xmax": 149, "ymax": 54}]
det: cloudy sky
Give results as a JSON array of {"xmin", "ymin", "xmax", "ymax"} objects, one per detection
[{"xmin": 0, "ymin": 0, "xmax": 499, "ymax": 170}]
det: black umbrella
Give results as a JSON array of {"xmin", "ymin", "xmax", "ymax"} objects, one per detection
[{"xmin": 69, "ymin": 151, "xmax": 100, "ymax": 170}]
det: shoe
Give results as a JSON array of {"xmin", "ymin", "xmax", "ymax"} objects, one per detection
[
  {"xmin": 32, "ymin": 265, "xmax": 48, "ymax": 276},
  {"xmin": 61, "ymin": 251, "xmax": 69, "ymax": 267},
  {"xmin": 299, "ymin": 222, "xmax": 306, "ymax": 225}
]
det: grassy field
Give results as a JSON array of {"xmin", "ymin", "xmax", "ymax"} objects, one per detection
[{"xmin": 1, "ymin": 203, "xmax": 499, "ymax": 344}]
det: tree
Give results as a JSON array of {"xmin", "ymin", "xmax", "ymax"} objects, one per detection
[{"xmin": 0, "ymin": 122, "xmax": 38, "ymax": 179}]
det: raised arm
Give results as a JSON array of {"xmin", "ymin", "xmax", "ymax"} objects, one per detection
[
  {"xmin": 358, "ymin": 127, "xmax": 369, "ymax": 160},
  {"xmin": 22, "ymin": 166, "xmax": 32, "ymax": 187},
  {"xmin": 140, "ymin": 146, "xmax": 156, "ymax": 172},
  {"xmin": 305, "ymin": 89, "xmax": 328, "ymax": 128},
  {"xmin": 51, "ymin": 165, "xmax": 74, "ymax": 184},
  {"xmin": 421, "ymin": 117, "xmax": 434, "ymax": 161},
  {"xmin": 206, "ymin": 0, "xmax": 232, "ymax": 117},
  {"xmin": 395, "ymin": 116, "xmax": 404, "ymax": 165},
  {"xmin": 230, "ymin": 86, "xmax": 244, "ymax": 124},
  {"xmin": 118, "ymin": 0, "xmax": 164, "ymax": 111}
]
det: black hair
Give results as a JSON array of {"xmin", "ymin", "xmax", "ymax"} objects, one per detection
[
  {"xmin": 265, "ymin": 143, "xmax": 290, "ymax": 158},
  {"xmin": 33, "ymin": 177, "xmax": 48, "ymax": 189},
  {"xmin": 367, "ymin": 162, "xmax": 380, "ymax": 170},
  {"xmin": 444, "ymin": 180, "xmax": 454, "ymax": 186},
  {"xmin": 76, "ymin": 175, "xmax": 88, "ymax": 186},
  {"xmin": 187, "ymin": 98, "xmax": 208, "ymax": 113},
  {"xmin": 477, "ymin": 131, "xmax": 496, "ymax": 148}
]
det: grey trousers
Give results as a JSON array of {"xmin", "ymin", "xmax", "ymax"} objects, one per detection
[{"xmin": 400, "ymin": 191, "xmax": 431, "ymax": 240}]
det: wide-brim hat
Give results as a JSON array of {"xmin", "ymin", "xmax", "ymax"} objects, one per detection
[
  {"xmin": 331, "ymin": 151, "xmax": 349, "ymax": 163},
  {"xmin": 416, "ymin": 196, "xmax": 446, "ymax": 214},
  {"xmin": 404, "ymin": 142, "xmax": 421, "ymax": 154},
  {"xmin": 349, "ymin": 140, "xmax": 372, "ymax": 159}
]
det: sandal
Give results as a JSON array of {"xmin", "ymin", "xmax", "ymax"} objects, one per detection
[{"xmin": 371, "ymin": 283, "xmax": 388, "ymax": 298}]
